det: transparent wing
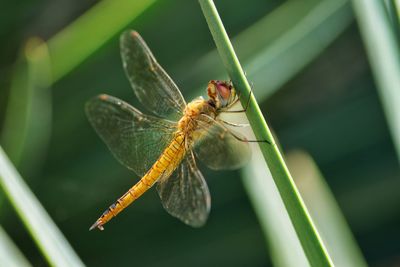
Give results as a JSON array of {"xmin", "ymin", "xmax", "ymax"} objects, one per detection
[
  {"xmin": 85, "ymin": 94, "xmax": 176, "ymax": 176},
  {"xmin": 156, "ymin": 151, "xmax": 210, "ymax": 227},
  {"xmin": 193, "ymin": 115, "xmax": 251, "ymax": 170},
  {"xmin": 120, "ymin": 30, "xmax": 186, "ymax": 120}
]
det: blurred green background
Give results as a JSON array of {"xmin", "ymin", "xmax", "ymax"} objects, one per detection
[{"xmin": 0, "ymin": 0, "xmax": 399, "ymax": 266}]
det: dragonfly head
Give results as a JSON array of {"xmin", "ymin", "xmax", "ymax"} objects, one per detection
[{"xmin": 207, "ymin": 80, "xmax": 236, "ymax": 109}]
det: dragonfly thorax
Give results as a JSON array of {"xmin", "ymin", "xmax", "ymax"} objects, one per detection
[
  {"xmin": 185, "ymin": 98, "xmax": 212, "ymax": 116},
  {"xmin": 179, "ymin": 98, "xmax": 215, "ymax": 131}
]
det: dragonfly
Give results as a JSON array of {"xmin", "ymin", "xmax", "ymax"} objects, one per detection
[{"xmin": 86, "ymin": 30, "xmax": 253, "ymax": 231}]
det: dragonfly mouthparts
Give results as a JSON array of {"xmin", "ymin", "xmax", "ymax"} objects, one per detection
[{"xmin": 89, "ymin": 220, "xmax": 104, "ymax": 231}]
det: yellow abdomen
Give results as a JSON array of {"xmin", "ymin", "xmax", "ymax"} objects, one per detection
[{"xmin": 90, "ymin": 133, "xmax": 186, "ymax": 230}]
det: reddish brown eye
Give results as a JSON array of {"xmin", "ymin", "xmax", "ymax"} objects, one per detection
[
  {"xmin": 207, "ymin": 80, "xmax": 233, "ymax": 108},
  {"xmin": 215, "ymin": 81, "xmax": 231, "ymax": 101}
]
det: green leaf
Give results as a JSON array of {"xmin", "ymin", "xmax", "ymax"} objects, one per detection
[
  {"xmin": 286, "ymin": 150, "xmax": 367, "ymax": 267},
  {"xmin": 0, "ymin": 147, "xmax": 85, "ymax": 267},
  {"xmin": 352, "ymin": 1, "xmax": 400, "ymax": 163},
  {"xmin": 242, "ymin": 147, "xmax": 309, "ymax": 267},
  {"xmin": 0, "ymin": 226, "xmax": 32, "ymax": 267},
  {"xmin": 48, "ymin": 0, "xmax": 157, "ymax": 82}
]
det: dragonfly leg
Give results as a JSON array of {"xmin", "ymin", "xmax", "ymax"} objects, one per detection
[
  {"xmin": 225, "ymin": 127, "xmax": 271, "ymax": 144},
  {"xmin": 221, "ymin": 120, "xmax": 249, "ymax": 127},
  {"xmin": 202, "ymin": 113, "xmax": 271, "ymax": 144},
  {"xmin": 223, "ymin": 83, "xmax": 253, "ymax": 113}
]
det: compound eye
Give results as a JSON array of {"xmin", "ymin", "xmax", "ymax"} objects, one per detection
[
  {"xmin": 207, "ymin": 80, "xmax": 234, "ymax": 108},
  {"xmin": 214, "ymin": 81, "xmax": 232, "ymax": 107},
  {"xmin": 216, "ymin": 83, "xmax": 231, "ymax": 101}
]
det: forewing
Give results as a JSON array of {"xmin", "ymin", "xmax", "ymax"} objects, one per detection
[
  {"xmin": 85, "ymin": 94, "xmax": 176, "ymax": 176},
  {"xmin": 156, "ymin": 152, "xmax": 210, "ymax": 227},
  {"xmin": 120, "ymin": 30, "xmax": 186, "ymax": 119},
  {"xmin": 193, "ymin": 115, "xmax": 251, "ymax": 170}
]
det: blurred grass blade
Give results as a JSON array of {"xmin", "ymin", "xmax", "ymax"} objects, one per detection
[
  {"xmin": 384, "ymin": 0, "xmax": 400, "ymax": 42},
  {"xmin": 286, "ymin": 150, "xmax": 368, "ymax": 267},
  {"xmin": 0, "ymin": 147, "xmax": 85, "ymax": 267},
  {"xmin": 188, "ymin": 0, "xmax": 352, "ymax": 101},
  {"xmin": 247, "ymin": 0, "xmax": 351, "ymax": 100},
  {"xmin": 48, "ymin": 0, "xmax": 157, "ymax": 82},
  {"xmin": 1, "ymin": 38, "xmax": 52, "ymax": 175},
  {"xmin": 0, "ymin": 226, "xmax": 32, "ymax": 267},
  {"xmin": 186, "ymin": 0, "xmax": 321, "ymax": 86},
  {"xmin": 396, "ymin": 0, "xmax": 400, "ymax": 17},
  {"xmin": 243, "ymin": 149, "xmax": 368, "ymax": 267},
  {"xmin": 352, "ymin": 1, "xmax": 400, "ymax": 163},
  {"xmin": 242, "ymin": 147, "xmax": 309, "ymax": 267},
  {"xmin": 199, "ymin": 1, "xmax": 333, "ymax": 266}
]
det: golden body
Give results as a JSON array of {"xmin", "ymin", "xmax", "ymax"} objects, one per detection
[{"xmin": 91, "ymin": 98, "xmax": 216, "ymax": 230}]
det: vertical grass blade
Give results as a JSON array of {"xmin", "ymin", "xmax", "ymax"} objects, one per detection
[
  {"xmin": 242, "ymin": 147, "xmax": 309, "ymax": 267},
  {"xmin": 0, "ymin": 147, "xmax": 85, "ymax": 267},
  {"xmin": 384, "ymin": 0, "xmax": 400, "ymax": 42},
  {"xmin": 198, "ymin": 1, "xmax": 333, "ymax": 266},
  {"xmin": 396, "ymin": 0, "xmax": 400, "ymax": 16},
  {"xmin": 0, "ymin": 226, "xmax": 32, "ymax": 267},
  {"xmin": 352, "ymin": 1, "xmax": 400, "ymax": 162}
]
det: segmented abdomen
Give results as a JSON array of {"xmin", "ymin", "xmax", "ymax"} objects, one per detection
[{"xmin": 91, "ymin": 132, "xmax": 186, "ymax": 230}]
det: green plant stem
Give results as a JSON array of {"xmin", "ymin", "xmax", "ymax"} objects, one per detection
[
  {"xmin": 242, "ymin": 147, "xmax": 309, "ymax": 267},
  {"xmin": 199, "ymin": 1, "xmax": 333, "ymax": 266},
  {"xmin": 286, "ymin": 150, "xmax": 368, "ymax": 267},
  {"xmin": 352, "ymin": 1, "xmax": 400, "ymax": 163},
  {"xmin": 395, "ymin": 0, "xmax": 400, "ymax": 19},
  {"xmin": 0, "ymin": 226, "xmax": 32, "ymax": 267},
  {"xmin": 0, "ymin": 147, "xmax": 85, "ymax": 267}
]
